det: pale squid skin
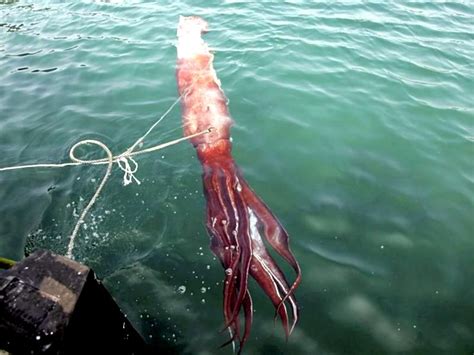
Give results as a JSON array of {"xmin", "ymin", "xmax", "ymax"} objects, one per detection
[{"xmin": 176, "ymin": 16, "xmax": 301, "ymax": 353}]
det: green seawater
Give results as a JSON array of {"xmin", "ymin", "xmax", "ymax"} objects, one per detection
[{"xmin": 1, "ymin": 1, "xmax": 473, "ymax": 353}]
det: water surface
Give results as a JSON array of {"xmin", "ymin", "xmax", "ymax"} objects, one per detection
[{"xmin": 1, "ymin": 1, "xmax": 473, "ymax": 354}]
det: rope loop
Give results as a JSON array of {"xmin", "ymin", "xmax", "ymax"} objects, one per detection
[
  {"xmin": 0, "ymin": 90, "xmax": 211, "ymax": 259},
  {"xmin": 69, "ymin": 139, "xmax": 114, "ymax": 165}
]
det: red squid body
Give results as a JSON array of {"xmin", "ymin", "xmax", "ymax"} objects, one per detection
[{"xmin": 176, "ymin": 16, "xmax": 301, "ymax": 352}]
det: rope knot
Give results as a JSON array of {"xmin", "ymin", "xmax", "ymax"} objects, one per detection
[
  {"xmin": 0, "ymin": 85, "xmax": 212, "ymax": 260},
  {"xmin": 117, "ymin": 155, "xmax": 141, "ymax": 186}
]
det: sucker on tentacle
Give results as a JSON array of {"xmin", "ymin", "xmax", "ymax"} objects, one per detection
[{"xmin": 176, "ymin": 16, "xmax": 301, "ymax": 353}]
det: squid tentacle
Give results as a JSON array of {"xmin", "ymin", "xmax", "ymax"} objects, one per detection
[
  {"xmin": 202, "ymin": 159, "xmax": 301, "ymax": 352},
  {"xmin": 246, "ymin": 202, "xmax": 299, "ymax": 335},
  {"xmin": 222, "ymin": 172, "xmax": 253, "ymax": 326},
  {"xmin": 240, "ymin": 177, "xmax": 302, "ymax": 317}
]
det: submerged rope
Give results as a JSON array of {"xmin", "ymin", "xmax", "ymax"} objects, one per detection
[
  {"xmin": 0, "ymin": 93, "xmax": 211, "ymax": 259},
  {"xmin": 66, "ymin": 140, "xmax": 114, "ymax": 258}
]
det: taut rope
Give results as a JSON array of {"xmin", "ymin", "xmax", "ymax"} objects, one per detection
[{"xmin": 0, "ymin": 93, "xmax": 211, "ymax": 259}]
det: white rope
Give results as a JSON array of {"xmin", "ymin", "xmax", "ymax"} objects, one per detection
[
  {"xmin": 117, "ymin": 156, "xmax": 140, "ymax": 186},
  {"xmin": 0, "ymin": 93, "xmax": 212, "ymax": 259},
  {"xmin": 0, "ymin": 128, "xmax": 210, "ymax": 173},
  {"xmin": 127, "ymin": 94, "xmax": 183, "ymax": 153},
  {"xmin": 66, "ymin": 140, "xmax": 114, "ymax": 259}
]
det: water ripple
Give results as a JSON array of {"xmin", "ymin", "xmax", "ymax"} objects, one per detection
[{"xmin": 1, "ymin": 1, "xmax": 473, "ymax": 353}]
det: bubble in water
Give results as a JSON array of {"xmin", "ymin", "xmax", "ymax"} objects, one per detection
[
  {"xmin": 206, "ymin": 265, "xmax": 210, "ymax": 270},
  {"xmin": 177, "ymin": 285, "xmax": 186, "ymax": 294},
  {"xmin": 225, "ymin": 268, "xmax": 232, "ymax": 276},
  {"xmin": 200, "ymin": 287, "xmax": 206, "ymax": 294},
  {"xmin": 201, "ymin": 299, "xmax": 206, "ymax": 304}
]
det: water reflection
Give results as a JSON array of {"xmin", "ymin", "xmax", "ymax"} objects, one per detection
[
  {"xmin": 94, "ymin": 0, "xmax": 126, "ymax": 3},
  {"xmin": 331, "ymin": 294, "xmax": 415, "ymax": 352},
  {"xmin": 0, "ymin": 0, "xmax": 19, "ymax": 5},
  {"xmin": 0, "ymin": 22, "xmax": 23, "ymax": 32}
]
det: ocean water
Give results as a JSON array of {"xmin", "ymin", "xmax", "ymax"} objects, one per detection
[{"xmin": 1, "ymin": 1, "xmax": 473, "ymax": 353}]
